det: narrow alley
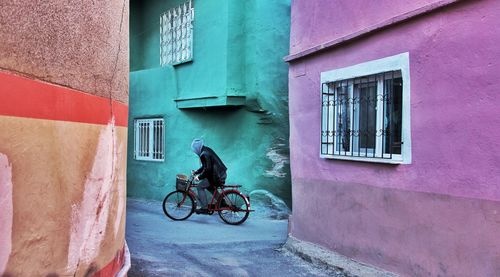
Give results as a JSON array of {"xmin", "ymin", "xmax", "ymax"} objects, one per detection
[
  {"xmin": 1, "ymin": 0, "xmax": 499, "ymax": 276},
  {"xmin": 126, "ymin": 199, "xmax": 338, "ymax": 276}
]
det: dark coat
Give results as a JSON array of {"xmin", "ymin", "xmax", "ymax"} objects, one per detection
[{"xmin": 194, "ymin": 146, "xmax": 227, "ymax": 187}]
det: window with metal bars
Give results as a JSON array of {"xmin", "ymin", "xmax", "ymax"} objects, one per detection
[
  {"xmin": 320, "ymin": 53, "xmax": 411, "ymax": 164},
  {"xmin": 160, "ymin": 0, "xmax": 194, "ymax": 66},
  {"xmin": 321, "ymin": 70, "xmax": 407, "ymax": 162},
  {"xmin": 134, "ymin": 118, "xmax": 165, "ymax": 161}
]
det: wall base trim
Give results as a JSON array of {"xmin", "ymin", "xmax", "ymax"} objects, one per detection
[{"xmin": 283, "ymin": 236, "xmax": 398, "ymax": 277}]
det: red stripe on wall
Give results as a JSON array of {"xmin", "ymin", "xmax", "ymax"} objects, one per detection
[
  {"xmin": 0, "ymin": 71, "xmax": 128, "ymax": 127},
  {"xmin": 93, "ymin": 247, "xmax": 126, "ymax": 277}
]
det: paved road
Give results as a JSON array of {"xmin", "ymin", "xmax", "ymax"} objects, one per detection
[{"xmin": 126, "ymin": 199, "xmax": 335, "ymax": 276}]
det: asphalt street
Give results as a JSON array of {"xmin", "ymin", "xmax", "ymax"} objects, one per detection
[{"xmin": 125, "ymin": 198, "xmax": 336, "ymax": 276}]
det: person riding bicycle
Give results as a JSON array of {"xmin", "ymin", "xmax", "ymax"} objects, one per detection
[{"xmin": 191, "ymin": 139, "xmax": 227, "ymax": 214}]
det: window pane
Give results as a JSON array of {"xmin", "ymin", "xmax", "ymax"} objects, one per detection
[
  {"xmin": 153, "ymin": 121, "xmax": 158, "ymax": 160},
  {"xmin": 322, "ymin": 67, "xmax": 405, "ymax": 161},
  {"xmin": 160, "ymin": 1, "xmax": 193, "ymax": 66},
  {"xmin": 160, "ymin": 120, "xmax": 164, "ymax": 159},
  {"xmin": 355, "ymin": 82, "xmax": 377, "ymax": 156},
  {"xmin": 336, "ymin": 84, "xmax": 350, "ymax": 153},
  {"xmin": 384, "ymin": 77, "xmax": 403, "ymax": 155},
  {"xmin": 145, "ymin": 123, "xmax": 150, "ymax": 156},
  {"xmin": 321, "ymin": 85, "xmax": 334, "ymax": 155},
  {"xmin": 151, "ymin": 119, "xmax": 164, "ymax": 160},
  {"xmin": 134, "ymin": 119, "xmax": 164, "ymax": 161},
  {"xmin": 139, "ymin": 122, "xmax": 146, "ymax": 157},
  {"xmin": 140, "ymin": 122, "xmax": 145, "ymax": 156}
]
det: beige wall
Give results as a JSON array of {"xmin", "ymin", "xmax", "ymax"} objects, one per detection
[{"xmin": 0, "ymin": 116, "xmax": 127, "ymax": 276}]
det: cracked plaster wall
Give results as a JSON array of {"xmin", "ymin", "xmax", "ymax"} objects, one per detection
[
  {"xmin": 0, "ymin": 0, "xmax": 129, "ymax": 104},
  {"xmin": 127, "ymin": 0, "xmax": 292, "ymax": 205},
  {"xmin": 0, "ymin": 0, "xmax": 129, "ymax": 276}
]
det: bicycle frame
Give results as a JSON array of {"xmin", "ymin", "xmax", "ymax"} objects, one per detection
[
  {"xmin": 182, "ymin": 175, "xmax": 252, "ymax": 213},
  {"xmin": 164, "ymin": 173, "xmax": 254, "ymax": 224}
]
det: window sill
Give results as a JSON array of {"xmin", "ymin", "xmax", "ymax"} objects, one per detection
[
  {"xmin": 134, "ymin": 158, "xmax": 165, "ymax": 163},
  {"xmin": 320, "ymin": 154, "xmax": 409, "ymax": 164},
  {"xmin": 174, "ymin": 95, "xmax": 246, "ymax": 109},
  {"xmin": 171, "ymin": 58, "xmax": 193, "ymax": 67}
]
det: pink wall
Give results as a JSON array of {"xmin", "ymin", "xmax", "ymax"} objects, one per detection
[
  {"xmin": 288, "ymin": 0, "xmax": 500, "ymax": 275},
  {"xmin": 290, "ymin": 0, "xmax": 445, "ymax": 54},
  {"xmin": 290, "ymin": 0, "xmax": 500, "ymax": 200}
]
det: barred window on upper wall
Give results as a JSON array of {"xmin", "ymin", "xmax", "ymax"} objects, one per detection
[
  {"xmin": 320, "ymin": 53, "xmax": 411, "ymax": 164},
  {"xmin": 134, "ymin": 118, "xmax": 165, "ymax": 162},
  {"xmin": 160, "ymin": 0, "xmax": 194, "ymax": 66}
]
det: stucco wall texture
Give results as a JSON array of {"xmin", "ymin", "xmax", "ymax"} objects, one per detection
[
  {"xmin": 288, "ymin": 0, "xmax": 500, "ymax": 276},
  {"xmin": 290, "ymin": 0, "xmax": 444, "ymax": 55},
  {"xmin": 0, "ymin": 0, "xmax": 129, "ymax": 104},
  {"xmin": 128, "ymin": 0, "xmax": 292, "ymax": 205},
  {"xmin": 0, "ymin": 1, "xmax": 129, "ymax": 276}
]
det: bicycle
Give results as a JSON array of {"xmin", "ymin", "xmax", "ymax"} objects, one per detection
[{"xmin": 162, "ymin": 173, "xmax": 253, "ymax": 225}]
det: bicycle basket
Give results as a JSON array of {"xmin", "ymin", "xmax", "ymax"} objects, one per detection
[{"xmin": 176, "ymin": 174, "xmax": 189, "ymax": 191}]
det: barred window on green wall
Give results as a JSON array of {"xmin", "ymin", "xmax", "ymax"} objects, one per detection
[
  {"xmin": 160, "ymin": 0, "xmax": 194, "ymax": 66},
  {"xmin": 134, "ymin": 118, "xmax": 165, "ymax": 161}
]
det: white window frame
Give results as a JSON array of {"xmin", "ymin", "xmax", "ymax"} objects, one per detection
[
  {"xmin": 320, "ymin": 52, "xmax": 411, "ymax": 164},
  {"xmin": 160, "ymin": 0, "xmax": 194, "ymax": 66},
  {"xmin": 134, "ymin": 118, "xmax": 165, "ymax": 162}
]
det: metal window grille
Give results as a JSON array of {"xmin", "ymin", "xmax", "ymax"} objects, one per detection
[
  {"xmin": 134, "ymin": 118, "xmax": 165, "ymax": 161},
  {"xmin": 160, "ymin": 0, "xmax": 193, "ymax": 66},
  {"xmin": 321, "ymin": 70, "xmax": 403, "ymax": 159}
]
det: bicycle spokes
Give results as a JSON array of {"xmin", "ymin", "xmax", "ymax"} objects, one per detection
[
  {"xmin": 163, "ymin": 191, "xmax": 195, "ymax": 221},
  {"xmin": 218, "ymin": 191, "xmax": 249, "ymax": 225}
]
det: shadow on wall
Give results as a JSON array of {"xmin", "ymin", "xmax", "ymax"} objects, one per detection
[{"xmin": 181, "ymin": 105, "xmax": 291, "ymax": 207}]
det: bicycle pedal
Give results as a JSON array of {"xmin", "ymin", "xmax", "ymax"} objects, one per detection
[{"xmin": 195, "ymin": 208, "xmax": 209, "ymax": 214}]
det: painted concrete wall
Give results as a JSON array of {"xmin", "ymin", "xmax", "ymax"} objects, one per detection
[
  {"xmin": 290, "ymin": 0, "xmax": 447, "ymax": 55},
  {"xmin": 288, "ymin": 0, "xmax": 500, "ymax": 276},
  {"xmin": 128, "ymin": 0, "xmax": 292, "ymax": 206},
  {"xmin": 0, "ymin": 1, "xmax": 129, "ymax": 276}
]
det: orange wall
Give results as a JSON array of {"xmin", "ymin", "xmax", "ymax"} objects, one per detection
[{"xmin": 0, "ymin": 72, "xmax": 129, "ymax": 276}]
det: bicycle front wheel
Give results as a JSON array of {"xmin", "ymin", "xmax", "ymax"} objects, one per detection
[
  {"xmin": 218, "ymin": 191, "xmax": 250, "ymax": 225},
  {"xmin": 163, "ymin": 190, "xmax": 195, "ymax": 221}
]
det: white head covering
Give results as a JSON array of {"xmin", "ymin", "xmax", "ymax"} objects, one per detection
[{"xmin": 191, "ymin": 138, "xmax": 204, "ymax": 156}]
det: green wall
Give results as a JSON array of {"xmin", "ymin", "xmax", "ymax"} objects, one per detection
[{"xmin": 128, "ymin": 0, "xmax": 292, "ymax": 206}]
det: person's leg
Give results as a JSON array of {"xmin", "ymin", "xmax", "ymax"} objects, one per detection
[
  {"xmin": 206, "ymin": 186, "xmax": 219, "ymax": 207},
  {"xmin": 217, "ymin": 172, "xmax": 228, "ymax": 207},
  {"xmin": 207, "ymin": 184, "xmax": 229, "ymax": 207},
  {"xmin": 196, "ymin": 179, "xmax": 210, "ymax": 209}
]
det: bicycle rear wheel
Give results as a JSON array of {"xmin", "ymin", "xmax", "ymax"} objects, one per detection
[
  {"xmin": 163, "ymin": 190, "xmax": 195, "ymax": 221},
  {"xmin": 218, "ymin": 191, "xmax": 250, "ymax": 225}
]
